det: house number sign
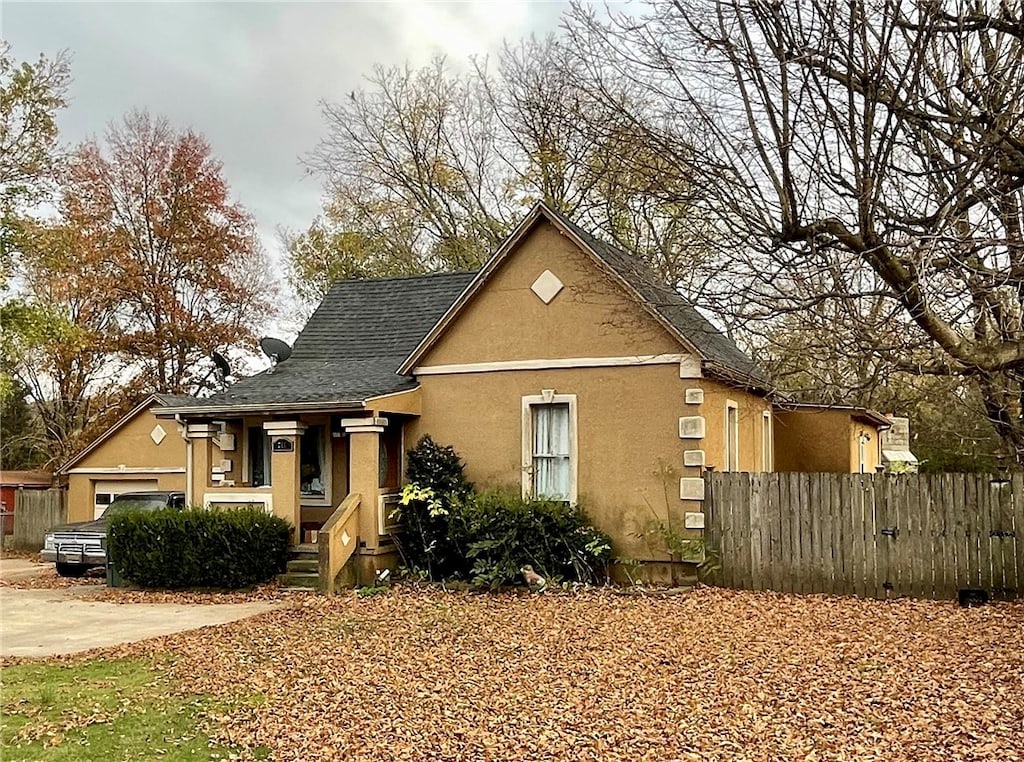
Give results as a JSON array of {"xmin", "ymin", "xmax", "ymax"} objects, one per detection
[{"xmin": 272, "ymin": 438, "xmax": 294, "ymax": 452}]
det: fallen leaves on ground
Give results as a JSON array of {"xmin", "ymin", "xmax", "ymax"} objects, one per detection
[
  {"xmin": 0, "ymin": 568, "xmax": 286, "ymax": 601},
  {"xmin": 92, "ymin": 582, "xmax": 295, "ymax": 605},
  {"xmin": 6, "ymin": 586, "xmax": 1023, "ymax": 761},
  {"xmin": 0, "ymin": 565, "xmax": 105, "ymax": 589},
  {"xmin": 0, "ymin": 548, "xmax": 42, "ymax": 561}
]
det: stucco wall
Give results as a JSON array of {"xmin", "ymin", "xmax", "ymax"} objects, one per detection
[
  {"xmin": 773, "ymin": 409, "xmax": 883, "ymax": 473},
  {"xmin": 407, "ymin": 219, "xmax": 770, "ymax": 561},
  {"xmin": 409, "ymin": 368, "xmax": 768, "ymax": 560},
  {"xmin": 847, "ymin": 420, "xmax": 883, "ymax": 473},
  {"xmin": 66, "ymin": 407, "xmax": 187, "ymax": 523},
  {"xmin": 416, "ymin": 221, "xmax": 682, "ymax": 368}
]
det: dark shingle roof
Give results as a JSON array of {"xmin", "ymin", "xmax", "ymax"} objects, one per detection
[
  {"xmin": 171, "ymin": 272, "xmax": 475, "ymax": 411},
  {"xmin": 154, "ymin": 393, "xmax": 200, "ymax": 407},
  {"xmin": 541, "ymin": 205, "xmax": 770, "ymax": 388},
  {"xmin": 163, "ymin": 204, "xmax": 767, "ymax": 415}
]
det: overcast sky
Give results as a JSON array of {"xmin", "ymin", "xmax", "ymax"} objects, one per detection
[{"xmin": 2, "ymin": 1, "xmax": 570, "ymax": 277}]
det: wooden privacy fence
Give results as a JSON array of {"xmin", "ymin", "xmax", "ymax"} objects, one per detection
[
  {"xmin": 12, "ymin": 489, "xmax": 66, "ymax": 550},
  {"xmin": 704, "ymin": 473, "xmax": 1023, "ymax": 600}
]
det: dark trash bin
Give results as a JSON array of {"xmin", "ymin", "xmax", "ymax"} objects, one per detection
[{"xmin": 102, "ymin": 537, "xmax": 127, "ymax": 588}]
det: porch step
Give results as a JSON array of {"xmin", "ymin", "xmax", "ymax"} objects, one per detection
[
  {"xmin": 277, "ymin": 571, "xmax": 321, "ymax": 590},
  {"xmin": 277, "ymin": 545, "xmax": 321, "ymax": 591}
]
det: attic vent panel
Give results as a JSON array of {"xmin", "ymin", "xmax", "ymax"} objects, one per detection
[{"xmin": 531, "ymin": 270, "xmax": 564, "ymax": 304}]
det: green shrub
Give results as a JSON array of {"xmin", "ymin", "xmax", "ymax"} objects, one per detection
[
  {"xmin": 108, "ymin": 507, "xmax": 291, "ymax": 589},
  {"xmin": 405, "ymin": 434, "xmax": 474, "ymax": 500},
  {"xmin": 458, "ymin": 489, "xmax": 612, "ymax": 588},
  {"xmin": 393, "ymin": 435, "xmax": 473, "ymax": 580},
  {"xmin": 394, "ymin": 438, "xmax": 611, "ymax": 587}
]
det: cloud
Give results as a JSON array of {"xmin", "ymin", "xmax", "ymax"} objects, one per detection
[{"xmin": 2, "ymin": 1, "xmax": 568, "ymax": 290}]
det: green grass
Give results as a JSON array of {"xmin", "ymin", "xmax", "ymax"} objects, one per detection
[{"xmin": 0, "ymin": 658, "xmax": 264, "ymax": 761}]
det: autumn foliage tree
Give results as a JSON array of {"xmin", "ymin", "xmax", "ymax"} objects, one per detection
[
  {"xmin": 8, "ymin": 110, "xmax": 274, "ymax": 464},
  {"xmin": 13, "ymin": 218, "xmax": 128, "ymax": 465},
  {"xmin": 59, "ymin": 111, "xmax": 274, "ymax": 395}
]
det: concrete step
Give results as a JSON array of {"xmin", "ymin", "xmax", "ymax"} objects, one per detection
[
  {"xmin": 286, "ymin": 559, "xmax": 318, "ymax": 573},
  {"xmin": 288, "ymin": 546, "xmax": 318, "ymax": 563},
  {"xmin": 278, "ymin": 571, "xmax": 321, "ymax": 590}
]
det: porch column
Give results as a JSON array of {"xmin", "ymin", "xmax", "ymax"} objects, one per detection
[
  {"xmin": 264, "ymin": 421, "xmax": 307, "ymax": 544},
  {"xmin": 185, "ymin": 423, "xmax": 219, "ymax": 507},
  {"xmin": 342, "ymin": 417, "xmax": 387, "ymax": 552}
]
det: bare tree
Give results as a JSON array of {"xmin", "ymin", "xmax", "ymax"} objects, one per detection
[{"xmin": 567, "ymin": 0, "xmax": 1024, "ymax": 463}]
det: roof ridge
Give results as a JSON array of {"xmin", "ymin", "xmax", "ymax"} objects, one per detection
[{"xmin": 328, "ymin": 270, "xmax": 478, "ymax": 286}]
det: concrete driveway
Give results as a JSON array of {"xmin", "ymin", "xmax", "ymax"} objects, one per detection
[{"xmin": 0, "ymin": 561, "xmax": 284, "ymax": 658}]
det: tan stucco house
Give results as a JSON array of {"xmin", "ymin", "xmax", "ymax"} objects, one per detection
[
  {"xmin": 773, "ymin": 403, "xmax": 892, "ymax": 474},
  {"xmin": 156, "ymin": 203, "xmax": 774, "ymax": 582},
  {"xmin": 59, "ymin": 393, "xmax": 195, "ymax": 522}
]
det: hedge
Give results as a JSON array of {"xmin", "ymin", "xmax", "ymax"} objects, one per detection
[
  {"xmin": 394, "ymin": 437, "xmax": 612, "ymax": 588},
  {"xmin": 108, "ymin": 507, "xmax": 291, "ymax": 589}
]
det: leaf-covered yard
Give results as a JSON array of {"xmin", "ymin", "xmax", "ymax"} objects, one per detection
[{"xmin": 4, "ymin": 587, "xmax": 1023, "ymax": 760}]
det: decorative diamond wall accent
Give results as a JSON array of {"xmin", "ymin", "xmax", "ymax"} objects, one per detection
[
  {"xmin": 531, "ymin": 269, "xmax": 564, "ymax": 304},
  {"xmin": 341, "ymin": 530, "xmax": 351, "ymax": 546},
  {"xmin": 150, "ymin": 424, "xmax": 167, "ymax": 445}
]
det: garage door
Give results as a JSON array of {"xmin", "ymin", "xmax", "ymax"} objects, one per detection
[{"xmin": 93, "ymin": 479, "xmax": 159, "ymax": 519}]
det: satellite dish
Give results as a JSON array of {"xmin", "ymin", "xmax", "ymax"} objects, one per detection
[
  {"xmin": 211, "ymin": 351, "xmax": 231, "ymax": 382},
  {"xmin": 198, "ymin": 350, "xmax": 233, "ymax": 393},
  {"xmin": 260, "ymin": 337, "xmax": 292, "ymax": 374}
]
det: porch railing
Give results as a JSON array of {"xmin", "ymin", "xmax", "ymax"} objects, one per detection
[{"xmin": 318, "ymin": 493, "xmax": 361, "ymax": 594}]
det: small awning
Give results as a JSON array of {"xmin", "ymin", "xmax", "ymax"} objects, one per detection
[{"xmin": 882, "ymin": 449, "xmax": 919, "ymax": 464}]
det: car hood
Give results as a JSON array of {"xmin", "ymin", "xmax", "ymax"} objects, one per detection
[{"xmin": 47, "ymin": 518, "xmax": 108, "ymax": 535}]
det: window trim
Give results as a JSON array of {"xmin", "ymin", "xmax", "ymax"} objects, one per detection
[
  {"xmin": 725, "ymin": 400, "xmax": 739, "ymax": 472},
  {"xmin": 243, "ymin": 421, "xmax": 332, "ymax": 503},
  {"xmin": 245, "ymin": 423, "xmax": 273, "ymax": 488},
  {"xmin": 761, "ymin": 410, "xmax": 773, "ymax": 472},
  {"xmin": 521, "ymin": 392, "xmax": 578, "ymax": 503},
  {"xmin": 299, "ymin": 424, "xmax": 331, "ymax": 505}
]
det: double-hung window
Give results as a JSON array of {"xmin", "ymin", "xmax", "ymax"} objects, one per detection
[{"xmin": 522, "ymin": 393, "xmax": 577, "ymax": 502}]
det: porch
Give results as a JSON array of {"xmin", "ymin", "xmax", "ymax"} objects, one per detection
[{"xmin": 177, "ymin": 394, "xmax": 416, "ymax": 589}]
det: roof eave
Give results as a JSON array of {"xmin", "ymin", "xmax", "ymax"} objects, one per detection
[
  {"xmin": 57, "ymin": 393, "xmax": 161, "ymax": 475},
  {"xmin": 701, "ymin": 360, "xmax": 773, "ymax": 395},
  {"xmin": 154, "ymin": 399, "xmax": 369, "ymax": 418}
]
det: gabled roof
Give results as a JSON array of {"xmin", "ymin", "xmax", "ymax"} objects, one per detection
[
  {"xmin": 161, "ymin": 272, "xmax": 476, "ymax": 414},
  {"xmin": 58, "ymin": 393, "xmax": 198, "ymax": 474},
  {"xmin": 400, "ymin": 201, "xmax": 770, "ymax": 389}
]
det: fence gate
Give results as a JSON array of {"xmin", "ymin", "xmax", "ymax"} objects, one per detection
[{"xmin": 704, "ymin": 472, "xmax": 1023, "ymax": 600}]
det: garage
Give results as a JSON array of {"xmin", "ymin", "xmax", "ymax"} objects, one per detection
[{"xmin": 92, "ymin": 479, "xmax": 159, "ymax": 518}]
